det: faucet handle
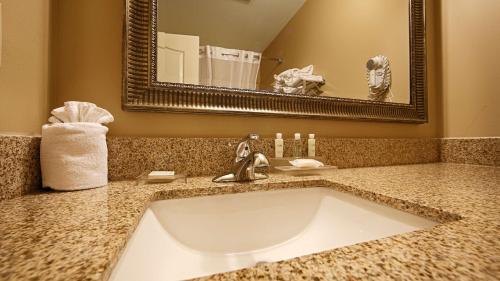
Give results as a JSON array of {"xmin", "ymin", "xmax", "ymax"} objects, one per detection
[
  {"xmin": 235, "ymin": 134, "xmax": 259, "ymax": 163},
  {"xmin": 247, "ymin": 133, "xmax": 259, "ymax": 141}
]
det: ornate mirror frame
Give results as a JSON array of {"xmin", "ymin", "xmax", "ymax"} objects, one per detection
[{"xmin": 123, "ymin": 0, "xmax": 427, "ymax": 123}]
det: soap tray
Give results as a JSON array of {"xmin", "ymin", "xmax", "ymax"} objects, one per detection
[
  {"xmin": 272, "ymin": 165, "xmax": 338, "ymax": 177},
  {"xmin": 135, "ymin": 172, "xmax": 187, "ymax": 185},
  {"xmin": 270, "ymin": 157, "xmax": 337, "ymax": 176}
]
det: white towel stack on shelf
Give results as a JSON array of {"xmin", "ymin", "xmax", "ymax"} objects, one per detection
[
  {"xmin": 41, "ymin": 102, "xmax": 114, "ymax": 191},
  {"xmin": 273, "ymin": 65, "xmax": 325, "ymax": 96}
]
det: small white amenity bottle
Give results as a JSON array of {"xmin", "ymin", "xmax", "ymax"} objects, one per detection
[
  {"xmin": 308, "ymin": 134, "xmax": 316, "ymax": 157},
  {"xmin": 275, "ymin": 133, "xmax": 284, "ymax": 158},
  {"xmin": 293, "ymin": 133, "xmax": 302, "ymax": 158}
]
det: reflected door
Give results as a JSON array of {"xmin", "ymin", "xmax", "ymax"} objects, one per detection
[{"xmin": 157, "ymin": 32, "xmax": 200, "ymax": 84}]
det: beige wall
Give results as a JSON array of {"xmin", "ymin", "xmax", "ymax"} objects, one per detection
[
  {"xmin": 2, "ymin": 0, "xmax": 497, "ymax": 138},
  {"xmin": 261, "ymin": 0, "xmax": 410, "ymax": 104},
  {"xmin": 440, "ymin": 0, "xmax": 500, "ymax": 137},
  {"xmin": 50, "ymin": 0, "xmax": 441, "ymax": 138},
  {"xmin": 0, "ymin": 0, "xmax": 51, "ymax": 135}
]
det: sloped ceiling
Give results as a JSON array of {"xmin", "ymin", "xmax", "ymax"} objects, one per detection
[{"xmin": 158, "ymin": 0, "xmax": 306, "ymax": 52}]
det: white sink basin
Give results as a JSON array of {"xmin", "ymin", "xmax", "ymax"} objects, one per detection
[{"xmin": 110, "ymin": 188, "xmax": 437, "ymax": 281}]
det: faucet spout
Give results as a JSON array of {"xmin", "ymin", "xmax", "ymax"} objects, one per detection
[{"xmin": 213, "ymin": 134, "xmax": 270, "ymax": 183}]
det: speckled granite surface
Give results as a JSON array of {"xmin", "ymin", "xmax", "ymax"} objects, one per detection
[
  {"xmin": 0, "ymin": 163, "xmax": 498, "ymax": 280},
  {"xmin": 441, "ymin": 138, "xmax": 500, "ymax": 166},
  {"xmin": 1, "ymin": 136, "xmax": 440, "ymax": 201},
  {"xmin": 1, "ymin": 135, "xmax": 497, "ymax": 201},
  {"xmin": 107, "ymin": 137, "xmax": 440, "ymax": 180},
  {"xmin": 0, "ymin": 136, "xmax": 41, "ymax": 201}
]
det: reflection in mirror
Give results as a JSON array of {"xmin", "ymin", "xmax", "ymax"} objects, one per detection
[{"xmin": 157, "ymin": 0, "xmax": 410, "ymax": 104}]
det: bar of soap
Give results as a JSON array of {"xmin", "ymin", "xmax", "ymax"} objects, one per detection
[{"xmin": 148, "ymin": 171, "xmax": 175, "ymax": 180}]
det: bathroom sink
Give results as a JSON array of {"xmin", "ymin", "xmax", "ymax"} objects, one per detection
[{"xmin": 110, "ymin": 188, "xmax": 437, "ymax": 281}]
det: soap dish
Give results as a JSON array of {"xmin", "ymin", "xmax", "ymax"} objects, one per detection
[
  {"xmin": 270, "ymin": 156, "xmax": 325, "ymax": 167},
  {"xmin": 272, "ymin": 165, "xmax": 338, "ymax": 176},
  {"xmin": 135, "ymin": 171, "xmax": 187, "ymax": 185}
]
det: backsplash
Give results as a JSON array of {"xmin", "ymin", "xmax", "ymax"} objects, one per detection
[
  {"xmin": 1, "ymin": 135, "xmax": 498, "ymax": 201},
  {"xmin": 107, "ymin": 137, "xmax": 440, "ymax": 180},
  {"xmin": 0, "ymin": 136, "xmax": 42, "ymax": 201},
  {"xmin": 441, "ymin": 138, "xmax": 500, "ymax": 166}
]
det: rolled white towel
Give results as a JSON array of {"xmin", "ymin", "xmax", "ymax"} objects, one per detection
[
  {"xmin": 50, "ymin": 101, "xmax": 114, "ymax": 124},
  {"xmin": 92, "ymin": 107, "xmax": 114, "ymax": 124},
  {"xmin": 64, "ymin": 101, "xmax": 81, "ymax": 123},
  {"xmin": 51, "ymin": 107, "xmax": 72, "ymax": 123},
  {"xmin": 48, "ymin": 116, "xmax": 62, "ymax": 124},
  {"xmin": 71, "ymin": 101, "xmax": 97, "ymax": 122},
  {"xmin": 40, "ymin": 123, "xmax": 109, "ymax": 191}
]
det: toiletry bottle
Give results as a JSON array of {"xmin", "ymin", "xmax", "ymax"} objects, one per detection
[
  {"xmin": 293, "ymin": 133, "xmax": 302, "ymax": 158},
  {"xmin": 308, "ymin": 134, "xmax": 316, "ymax": 157},
  {"xmin": 275, "ymin": 133, "xmax": 284, "ymax": 158}
]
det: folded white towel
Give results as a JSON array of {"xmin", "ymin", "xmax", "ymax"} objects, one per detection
[
  {"xmin": 289, "ymin": 159, "xmax": 325, "ymax": 168},
  {"xmin": 300, "ymin": 74, "xmax": 324, "ymax": 83},
  {"xmin": 273, "ymin": 65, "xmax": 325, "ymax": 96},
  {"xmin": 274, "ymin": 65, "xmax": 323, "ymax": 87},
  {"xmin": 274, "ymin": 80, "xmax": 324, "ymax": 96},
  {"xmin": 41, "ymin": 123, "xmax": 109, "ymax": 191},
  {"xmin": 50, "ymin": 101, "xmax": 114, "ymax": 124}
]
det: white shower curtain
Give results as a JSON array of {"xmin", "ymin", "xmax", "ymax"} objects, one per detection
[{"xmin": 199, "ymin": 46, "xmax": 261, "ymax": 90}]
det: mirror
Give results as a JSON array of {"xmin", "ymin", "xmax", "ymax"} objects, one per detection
[
  {"xmin": 123, "ymin": 0, "xmax": 427, "ymax": 122},
  {"xmin": 156, "ymin": 0, "xmax": 410, "ymax": 104}
]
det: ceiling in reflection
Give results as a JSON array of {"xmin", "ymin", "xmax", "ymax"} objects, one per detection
[{"xmin": 158, "ymin": 0, "xmax": 306, "ymax": 52}]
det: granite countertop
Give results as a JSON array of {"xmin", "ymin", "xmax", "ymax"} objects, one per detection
[{"xmin": 0, "ymin": 163, "xmax": 499, "ymax": 280}]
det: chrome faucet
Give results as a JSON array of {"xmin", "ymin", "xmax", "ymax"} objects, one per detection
[{"xmin": 213, "ymin": 134, "xmax": 270, "ymax": 182}]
